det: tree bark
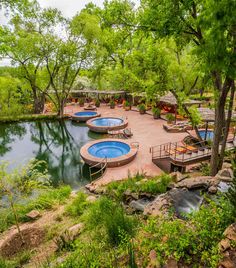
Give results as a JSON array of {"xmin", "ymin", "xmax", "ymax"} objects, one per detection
[
  {"xmin": 210, "ymin": 77, "xmax": 232, "ymax": 176},
  {"xmin": 218, "ymin": 82, "xmax": 235, "ymax": 169}
]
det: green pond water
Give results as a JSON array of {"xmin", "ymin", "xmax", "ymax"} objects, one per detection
[{"xmin": 0, "ymin": 120, "xmax": 104, "ymax": 189}]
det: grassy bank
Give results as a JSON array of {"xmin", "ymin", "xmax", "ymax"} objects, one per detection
[{"xmin": 0, "ymin": 114, "xmax": 60, "ymax": 123}]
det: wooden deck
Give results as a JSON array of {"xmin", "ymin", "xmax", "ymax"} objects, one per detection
[{"xmin": 151, "ymin": 140, "xmax": 235, "ymax": 173}]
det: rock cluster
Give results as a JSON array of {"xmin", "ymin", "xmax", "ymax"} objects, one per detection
[{"xmin": 219, "ymin": 223, "xmax": 236, "ymax": 268}]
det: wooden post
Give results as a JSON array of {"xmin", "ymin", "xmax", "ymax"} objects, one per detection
[{"xmin": 204, "ymin": 121, "xmax": 208, "ymax": 140}]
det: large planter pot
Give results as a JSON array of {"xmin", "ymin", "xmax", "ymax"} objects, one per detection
[
  {"xmin": 139, "ymin": 110, "xmax": 146, "ymax": 114},
  {"xmin": 153, "ymin": 114, "xmax": 160, "ymax": 119},
  {"xmin": 125, "ymin": 106, "xmax": 131, "ymax": 111},
  {"xmin": 110, "ymin": 105, "xmax": 115, "ymax": 109}
]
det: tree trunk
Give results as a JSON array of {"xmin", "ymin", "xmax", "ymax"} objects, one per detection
[
  {"xmin": 210, "ymin": 78, "xmax": 232, "ymax": 176},
  {"xmin": 33, "ymin": 91, "xmax": 45, "ymax": 114},
  {"xmin": 58, "ymin": 99, "xmax": 65, "ymax": 118},
  {"xmin": 10, "ymin": 198, "xmax": 25, "ymax": 245},
  {"xmin": 218, "ymin": 82, "xmax": 235, "ymax": 169}
]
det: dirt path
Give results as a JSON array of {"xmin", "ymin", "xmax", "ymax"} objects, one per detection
[{"xmin": 0, "ymin": 204, "xmax": 75, "ymax": 267}]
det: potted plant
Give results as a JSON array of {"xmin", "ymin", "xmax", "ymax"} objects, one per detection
[
  {"xmin": 95, "ymin": 99, "xmax": 100, "ymax": 107},
  {"xmin": 109, "ymin": 99, "xmax": 115, "ymax": 109},
  {"xmin": 152, "ymin": 107, "xmax": 161, "ymax": 119},
  {"xmin": 166, "ymin": 113, "xmax": 175, "ymax": 124},
  {"xmin": 138, "ymin": 103, "xmax": 146, "ymax": 114},
  {"xmin": 79, "ymin": 98, "xmax": 84, "ymax": 107},
  {"xmin": 124, "ymin": 101, "xmax": 131, "ymax": 111}
]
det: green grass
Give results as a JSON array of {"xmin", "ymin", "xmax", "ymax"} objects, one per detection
[
  {"xmin": 0, "ymin": 186, "xmax": 71, "ymax": 232},
  {"xmin": 65, "ymin": 192, "xmax": 89, "ymax": 217},
  {"xmin": 106, "ymin": 173, "xmax": 172, "ymax": 200}
]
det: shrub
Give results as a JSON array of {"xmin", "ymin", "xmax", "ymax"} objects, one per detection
[
  {"xmin": 152, "ymin": 107, "xmax": 161, "ymax": 118},
  {"xmin": 109, "ymin": 99, "xmax": 115, "ymax": 108},
  {"xmin": 137, "ymin": 103, "xmax": 146, "ymax": 113},
  {"xmin": 166, "ymin": 113, "xmax": 175, "ymax": 123},
  {"xmin": 141, "ymin": 197, "xmax": 234, "ymax": 267},
  {"xmin": 95, "ymin": 99, "xmax": 100, "ymax": 107},
  {"xmin": 84, "ymin": 197, "xmax": 137, "ymax": 246}
]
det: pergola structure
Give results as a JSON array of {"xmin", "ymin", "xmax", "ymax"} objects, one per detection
[{"xmin": 159, "ymin": 92, "xmax": 202, "ymax": 123}]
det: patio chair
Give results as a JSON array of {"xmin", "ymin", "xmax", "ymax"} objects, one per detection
[{"xmin": 123, "ymin": 128, "xmax": 133, "ymax": 138}]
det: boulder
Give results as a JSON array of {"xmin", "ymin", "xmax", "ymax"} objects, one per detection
[
  {"xmin": 26, "ymin": 210, "xmax": 41, "ymax": 220},
  {"xmin": 124, "ymin": 189, "xmax": 139, "ymax": 201},
  {"xmin": 222, "ymin": 162, "xmax": 233, "ymax": 169},
  {"xmin": 176, "ymin": 176, "xmax": 213, "ymax": 189},
  {"xmin": 144, "ymin": 194, "xmax": 171, "ymax": 217},
  {"xmin": 224, "ymin": 223, "xmax": 236, "ymax": 241},
  {"xmin": 219, "ymin": 239, "xmax": 231, "ymax": 252},
  {"xmin": 170, "ymin": 171, "xmax": 187, "ymax": 183},
  {"xmin": 219, "ymin": 254, "xmax": 236, "ymax": 268},
  {"xmin": 217, "ymin": 169, "xmax": 234, "ymax": 179},
  {"xmin": 129, "ymin": 200, "xmax": 145, "ymax": 212},
  {"xmin": 60, "ymin": 223, "xmax": 84, "ymax": 243},
  {"xmin": 146, "ymin": 250, "xmax": 160, "ymax": 268},
  {"xmin": 208, "ymin": 185, "xmax": 218, "ymax": 194}
]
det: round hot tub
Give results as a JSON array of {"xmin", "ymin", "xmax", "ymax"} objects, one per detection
[
  {"xmin": 71, "ymin": 111, "xmax": 100, "ymax": 122},
  {"xmin": 80, "ymin": 139, "xmax": 138, "ymax": 167},
  {"xmin": 86, "ymin": 117, "xmax": 128, "ymax": 133}
]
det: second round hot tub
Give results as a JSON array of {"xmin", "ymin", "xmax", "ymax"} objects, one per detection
[
  {"xmin": 86, "ymin": 117, "xmax": 128, "ymax": 133},
  {"xmin": 80, "ymin": 139, "xmax": 138, "ymax": 167},
  {"xmin": 71, "ymin": 111, "xmax": 100, "ymax": 122}
]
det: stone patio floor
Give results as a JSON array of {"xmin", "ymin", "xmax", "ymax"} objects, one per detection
[{"xmin": 65, "ymin": 104, "xmax": 187, "ymax": 187}]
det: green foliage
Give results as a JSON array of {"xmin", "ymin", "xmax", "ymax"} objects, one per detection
[
  {"xmin": 109, "ymin": 99, "xmax": 115, "ymax": 107},
  {"xmin": 142, "ymin": 197, "xmax": 234, "ymax": 267},
  {"xmin": 95, "ymin": 99, "xmax": 100, "ymax": 107},
  {"xmin": 106, "ymin": 174, "xmax": 172, "ymax": 201},
  {"xmin": 84, "ymin": 197, "xmax": 137, "ymax": 246},
  {"xmin": 55, "ymin": 240, "xmax": 114, "ymax": 268},
  {"xmin": 124, "ymin": 100, "xmax": 131, "ymax": 107},
  {"xmin": 166, "ymin": 113, "xmax": 175, "ymax": 123},
  {"xmin": 226, "ymin": 150, "xmax": 236, "ymax": 218},
  {"xmin": 65, "ymin": 192, "xmax": 88, "ymax": 217},
  {"xmin": 137, "ymin": 103, "xmax": 146, "ymax": 113},
  {"xmin": 152, "ymin": 107, "xmax": 161, "ymax": 117},
  {"xmin": 0, "ymin": 185, "xmax": 71, "ymax": 232}
]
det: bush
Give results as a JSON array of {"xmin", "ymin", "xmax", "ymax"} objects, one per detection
[
  {"xmin": 109, "ymin": 99, "xmax": 115, "ymax": 108},
  {"xmin": 166, "ymin": 113, "xmax": 175, "ymax": 123},
  {"xmin": 95, "ymin": 99, "xmax": 100, "ymax": 107},
  {"xmin": 84, "ymin": 197, "xmax": 137, "ymax": 246},
  {"xmin": 137, "ymin": 103, "xmax": 146, "ymax": 113},
  {"xmin": 141, "ymin": 197, "xmax": 234, "ymax": 267},
  {"xmin": 152, "ymin": 107, "xmax": 161, "ymax": 118}
]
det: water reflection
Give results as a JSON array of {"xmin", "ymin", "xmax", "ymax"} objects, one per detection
[{"xmin": 0, "ymin": 120, "xmax": 103, "ymax": 189}]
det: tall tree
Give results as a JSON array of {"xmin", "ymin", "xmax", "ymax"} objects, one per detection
[
  {"xmin": 140, "ymin": 0, "xmax": 236, "ymax": 175},
  {"xmin": 0, "ymin": 3, "xmax": 63, "ymax": 113},
  {"xmin": 45, "ymin": 10, "xmax": 101, "ymax": 117}
]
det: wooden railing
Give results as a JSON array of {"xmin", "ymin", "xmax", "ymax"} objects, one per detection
[{"xmin": 150, "ymin": 141, "xmax": 212, "ymax": 163}]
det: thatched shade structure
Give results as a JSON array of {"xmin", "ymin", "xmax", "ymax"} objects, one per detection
[{"xmin": 160, "ymin": 92, "xmax": 202, "ymax": 106}]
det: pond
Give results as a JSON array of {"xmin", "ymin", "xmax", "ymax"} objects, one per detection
[{"xmin": 0, "ymin": 120, "xmax": 104, "ymax": 189}]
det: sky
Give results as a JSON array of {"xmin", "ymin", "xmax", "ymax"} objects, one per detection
[{"xmin": 0, "ymin": 0, "xmax": 139, "ymax": 66}]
